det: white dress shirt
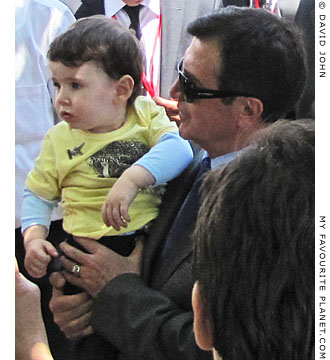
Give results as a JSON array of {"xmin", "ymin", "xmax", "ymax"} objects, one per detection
[{"xmin": 104, "ymin": 0, "xmax": 161, "ymax": 96}]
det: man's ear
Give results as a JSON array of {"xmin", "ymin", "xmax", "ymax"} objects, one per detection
[
  {"xmin": 237, "ymin": 97, "xmax": 264, "ymax": 130},
  {"xmin": 192, "ymin": 281, "xmax": 214, "ymax": 351},
  {"xmin": 115, "ymin": 75, "xmax": 134, "ymax": 103}
]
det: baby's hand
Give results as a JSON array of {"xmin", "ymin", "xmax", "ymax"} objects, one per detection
[
  {"xmin": 102, "ymin": 166, "xmax": 155, "ymax": 231},
  {"xmin": 24, "ymin": 239, "xmax": 59, "ymax": 278},
  {"xmin": 102, "ymin": 176, "xmax": 139, "ymax": 231}
]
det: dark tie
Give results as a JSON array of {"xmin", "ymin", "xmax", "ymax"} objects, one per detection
[
  {"xmin": 155, "ymin": 157, "xmax": 211, "ymax": 267},
  {"xmin": 123, "ymin": 5, "xmax": 142, "ymax": 40}
]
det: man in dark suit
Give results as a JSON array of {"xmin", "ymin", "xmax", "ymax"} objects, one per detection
[{"xmin": 49, "ymin": 7, "xmax": 307, "ymax": 360}]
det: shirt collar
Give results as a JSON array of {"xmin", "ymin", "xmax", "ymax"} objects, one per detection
[
  {"xmin": 106, "ymin": 0, "xmax": 160, "ymax": 17},
  {"xmin": 203, "ymin": 150, "xmax": 244, "ymax": 169}
]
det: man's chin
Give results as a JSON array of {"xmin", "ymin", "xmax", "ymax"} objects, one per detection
[{"xmin": 178, "ymin": 124, "xmax": 189, "ymax": 140}]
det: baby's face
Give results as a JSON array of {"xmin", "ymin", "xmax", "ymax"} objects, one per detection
[{"xmin": 50, "ymin": 61, "xmax": 128, "ymax": 133}]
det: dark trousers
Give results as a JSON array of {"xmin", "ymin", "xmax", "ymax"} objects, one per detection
[
  {"xmin": 46, "ymin": 232, "xmax": 139, "ymax": 360},
  {"xmin": 47, "ymin": 233, "xmax": 137, "ymax": 295}
]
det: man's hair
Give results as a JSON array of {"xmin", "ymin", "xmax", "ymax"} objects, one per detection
[
  {"xmin": 48, "ymin": 15, "xmax": 143, "ymax": 106},
  {"xmin": 192, "ymin": 119, "xmax": 315, "ymax": 360},
  {"xmin": 187, "ymin": 7, "xmax": 307, "ymax": 123}
]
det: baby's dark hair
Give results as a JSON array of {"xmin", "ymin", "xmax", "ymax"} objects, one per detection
[{"xmin": 48, "ymin": 15, "xmax": 143, "ymax": 106}]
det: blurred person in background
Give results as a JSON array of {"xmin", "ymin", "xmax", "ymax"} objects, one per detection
[{"xmin": 15, "ymin": 0, "xmax": 75, "ymax": 358}]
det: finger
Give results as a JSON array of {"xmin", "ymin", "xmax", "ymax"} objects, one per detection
[
  {"xmin": 73, "ymin": 236, "xmax": 107, "ymax": 254},
  {"xmin": 126, "ymin": 240, "xmax": 143, "ymax": 274},
  {"xmin": 153, "ymin": 96, "xmax": 178, "ymax": 109},
  {"xmin": 60, "ymin": 256, "xmax": 81, "ymax": 278},
  {"xmin": 28, "ymin": 265, "xmax": 46, "ymax": 278},
  {"xmin": 130, "ymin": 239, "xmax": 144, "ymax": 260},
  {"xmin": 49, "ymin": 272, "xmax": 66, "ymax": 290},
  {"xmin": 102, "ymin": 202, "xmax": 111, "ymax": 227},
  {"xmin": 170, "ymin": 115, "xmax": 181, "ymax": 123},
  {"xmin": 29, "ymin": 257, "xmax": 48, "ymax": 272},
  {"xmin": 32, "ymin": 249, "xmax": 51, "ymax": 264},
  {"xmin": 25, "ymin": 258, "xmax": 47, "ymax": 278},
  {"xmin": 51, "ymin": 293, "xmax": 93, "ymax": 327},
  {"xmin": 111, "ymin": 204, "xmax": 127, "ymax": 230},
  {"xmin": 79, "ymin": 325, "xmax": 94, "ymax": 338},
  {"xmin": 60, "ymin": 241, "xmax": 88, "ymax": 264},
  {"xmin": 43, "ymin": 241, "xmax": 59, "ymax": 257},
  {"xmin": 57, "ymin": 310, "xmax": 90, "ymax": 339},
  {"xmin": 50, "ymin": 281, "xmax": 65, "ymax": 307},
  {"xmin": 63, "ymin": 313, "xmax": 93, "ymax": 340},
  {"xmin": 120, "ymin": 204, "xmax": 130, "ymax": 224},
  {"xmin": 152, "ymin": 96, "xmax": 164, "ymax": 106},
  {"xmin": 61, "ymin": 269, "xmax": 85, "ymax": 290},
  {"xmin": 166, "ymin": 106, "xmax": 179, "ymax": 116},
  {"xmin": 64, "ymin": 294, "xmax": 94, "ymax": 320},
  {"xmin": 106, "ymin": 205, "xmax": 120, "ymax": 231},
  {"xmin": 62, "ymin": 308, "xmax": 91, "ymax": 332},
  {"xmin": 50, "ymin": 289, "xmax": 91, "ymax": 318}
]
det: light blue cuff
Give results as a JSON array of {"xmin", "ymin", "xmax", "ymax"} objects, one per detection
[
  {"xmin": 21, "ymin": 187, "xmax": 57, "ymax": 234},
  {"xmin": 134, "ymin": 132, "xmax": 193, "ymax": 185}
]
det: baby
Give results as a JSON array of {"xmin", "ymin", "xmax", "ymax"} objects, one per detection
[{"xmin": 21, "ymin": 16, "xmax": 193, "ymax": 284}]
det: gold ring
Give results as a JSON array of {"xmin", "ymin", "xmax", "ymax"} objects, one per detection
[{"xmin": 72, "ymin": 264, "xmax": 81, "ymax": 277}]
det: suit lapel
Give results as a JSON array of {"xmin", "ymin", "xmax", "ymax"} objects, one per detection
[
  {"xmin": 144, "ymin": 151, "xmax": 204, "ymax": 288},
  {"xmin": 142, "ymin": 152, "xmax": 202, "ymax": 284},
  {"xmin": 151, "ymin": 222, "xmax": 195, "ymax": 290}
]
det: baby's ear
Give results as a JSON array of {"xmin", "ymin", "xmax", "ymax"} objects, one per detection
[
  {"xmin": 192, "ymin": 281, "xmax": 214, "ymax": 351},
  {"xmin": 116, "ymin": 75, "xmax": 134, "ymax": 102}
]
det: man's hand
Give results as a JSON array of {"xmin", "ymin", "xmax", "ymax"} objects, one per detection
[
  {"xmin": 49, "ymin": 272, "xmax": 94, "ymax": 340},
  {"xmin": 59, "ymin": 238, "xmax": 143, "ymax": 298},
  {"xmin": 153, "ymin": 96, "xmax": 180, "ymax": 124}
]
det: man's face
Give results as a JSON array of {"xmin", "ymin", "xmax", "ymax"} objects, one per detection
[{"xmin": 170, "ymin": 38, "xmax": 241, "ymax": 158}]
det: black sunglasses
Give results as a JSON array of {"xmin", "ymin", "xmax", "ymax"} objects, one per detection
[{"xmin": 177, "ymin": 58, "xmax": 256, "ymax": 103}]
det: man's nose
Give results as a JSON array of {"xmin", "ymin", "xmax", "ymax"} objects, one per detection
[{"xmin": 169, "ymin": 77, "xmax": 181, "ymax": 100}]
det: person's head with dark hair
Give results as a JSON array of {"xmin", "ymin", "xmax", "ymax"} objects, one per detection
[
  {"xmin": 48, "ymin": 15, "xmax": 143, "ymax": 123},
  {"xmin": 187, "ymin": 7, "xmax": 306, "ymax": 123},
  {"xmin": 170, "ymin": 7, "xmax": 307, "ymax": 158},
  {"xmin": 192, "ymin": 119, "xmax": 315, "ymax": 360}
]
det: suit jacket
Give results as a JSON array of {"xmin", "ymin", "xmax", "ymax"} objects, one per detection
[
  {"xmin": 75, "ymin": 0, "xmax": 222, "ymax": 97},
  {"xmin": 91, "ymin": 151, "xmax": 215, "ymax": 359}
]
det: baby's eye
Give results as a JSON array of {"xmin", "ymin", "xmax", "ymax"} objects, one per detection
[
  {"xmin": 53, "ymin": 81, "xmax": 60, "ymax": 89},
  {"xmin": 71, "ymin": 82, "xmax": 81, "ymax": 90}
]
